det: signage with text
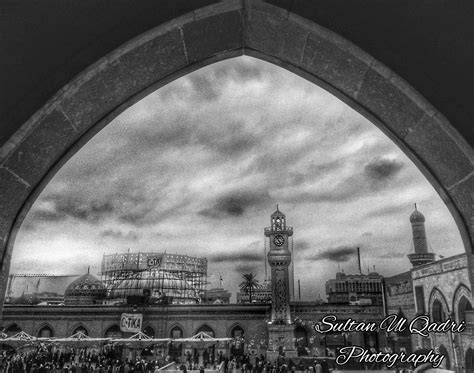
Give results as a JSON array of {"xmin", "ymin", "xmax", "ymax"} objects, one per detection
[{"xmin": 120, "ymin": 313, "xmax": 143, "ymax": 333}]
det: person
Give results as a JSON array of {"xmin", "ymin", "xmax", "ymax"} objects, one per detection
[{"xmin": 200, "ymin": 366, "xmax": 205, "ymax": 373}]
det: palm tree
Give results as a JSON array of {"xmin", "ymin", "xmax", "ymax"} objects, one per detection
[{"xmin": 239, "ymin": 273, "xmax": 259, "ymax": 303}]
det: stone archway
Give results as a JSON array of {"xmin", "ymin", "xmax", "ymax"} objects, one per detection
[{"xmin": 0, "ymin": 0, "xmax": 472, "ymax": 316}]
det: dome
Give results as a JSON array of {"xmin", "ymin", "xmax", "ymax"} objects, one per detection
[
  {"xmin": 271, "ymin": 205, "xmax": 285, "ymax": 217},
  {"xmin": 410, "ymin": 206, "xmax": 425, "ymax": 223},
  {"xmin": 64, "ymin": 273, "xmax": 106, "ymax": 305}
]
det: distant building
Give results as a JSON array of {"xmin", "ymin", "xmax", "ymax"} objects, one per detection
[
  {"xmin": 384, "ymin": 206, "xmax": 474, "ymax": 372},
  {"xmin": 326, "ymin": 271, "xmax": 383, "ymax": 305},
  {"xmin": 237, "ymin": 280, "xmax": 271, "ymax": 303},
  {"xmin": 64, "ymin": 272, "xmax": 107, "ymax": 306},
  {"xmin": 201, "ymin": 288, "xmax": 231, "ymax": 304}
]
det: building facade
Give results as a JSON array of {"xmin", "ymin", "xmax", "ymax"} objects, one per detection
[
  {"xmin": 384, "ymin": 207, "xmax": 474, "ymax": 372},
  {"xmin": 326, "ymin": 271, "xmax": 384, "ymax": 305},
  {"xmin": 1, "ymin": 302, "xmax": 385, "ymax": 361}
]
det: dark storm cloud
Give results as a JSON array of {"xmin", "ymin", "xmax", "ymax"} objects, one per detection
[
  {"xmin": 31, "ymin": 194, "xmax": 114, "ymax": 223},
  {"xmin": 199, "ymin": 190, "xmax": 272, "ymax": 219},
  {"xmin": 379, "ymin": 251, "xmax": 405, "ymax": 258},
  {"xmin": 202, "ymin": 127, "xmax": 259, "ymax": 157},
  {"xmin": 100, "ymin": 229, "xmax": 140, "ymax": 241},
  {"xmin": 188, "ymin": 74, "xmax": 220, "ymax": 102},
  {"xmin": 367, "ymin": 204, "xmax": 408, "ymax": 218},
  {"xmin": 159, "ymin": 58, "xmax": 263, "ymax": 104},
  {"xmin": 364, "ymin": 158, "xmax": 404, "ymax": 182},
  {"xmin": 294, "ymin": 240, "xmax": 312, "ymax": 252},
  {"xmin": 235, "ymin": 263, "xmax": 261, "ymax": 274},
  {"xmin": 31, "ymin": 191, "xmax": 161, "ymax": 227},
  {"xmin": 210, "ymin": 252, "xmax": 263, "ymax": 263},
  {"xmin": 288, "ymin": 160, "xmax": 343, "ymax": 187},
  {"xmin": 308, "ymin": 246, "xmax": 358, "ymax": 263},
  {"xmin": 123, "ymin": 116, "xmax": 260, "ymax": 159},
  {"xmin": 30, "ymin": 209, "xmax": 67, "ymax": 223}
]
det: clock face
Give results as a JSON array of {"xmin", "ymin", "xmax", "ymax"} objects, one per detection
[{"xmin": 274, "ymin": 235, "xmax": 285, "ymax": 247}]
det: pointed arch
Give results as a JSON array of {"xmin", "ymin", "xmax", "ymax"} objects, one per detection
[
  {"xmin": 428, "ymin": 287, "xmax": 450, "ymax": 322},
  {"xmin": 36, "ymin": 322, "xmax": 54, "ymax": 338},
  {"xmin": 104, "ymin": 324, "xmax": 123, "ymax": 339},
  {"xmin": 0, "ymin": 0, "xmax": 472, "ymax": 316},
  {"xmin": 143, "ymin": 325, "xmax": 155, "ymax": 338},
  {"xmin": 168, "ymin": 323, "xmax": 185, "ymax": 338},
  {"xmin": 4, "ymin": 323, "xmax": 22, "ymax": 336},
  {"xmin": 438, "ymin": 344, "xmax": 451, "ymax": 370},
  {"xmin": 452, "ymin": 283, "xmax": 472, "ymax": 323},
  {"xmin": 70, "ymin": 323, "xmax": 89, "ymax": 336},
  {"xmin": 195, "ymin": 324, "xmax": 215, "ymax": 337},
  {"xmin": 227, "ymin": 322, "xmax": 245, "ymax": 337}
]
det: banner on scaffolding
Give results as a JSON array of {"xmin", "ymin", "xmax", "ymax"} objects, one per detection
[{"xmin": 120, "ymin": 313, "xmax": 143, "ymax": 333}]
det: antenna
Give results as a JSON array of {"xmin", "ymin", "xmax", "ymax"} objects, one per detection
[
  {"xmin": 357, "ymin": 247, "xmax": 362, "ymax": 275},
  {"xmin": 291, "ymin": 236, "xmax": 295, "ymax": 300},
  {"xmin": 264, "ymin": 238, "xmax": 268, "ymax": 281},
  {"xmin": 414, "ymin": 203, "xmax": 417, "ymax": 210}
]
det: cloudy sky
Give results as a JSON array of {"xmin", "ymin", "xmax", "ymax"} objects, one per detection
[{"xmin": 11, "ymin": 56, "xmax": 464, "ymax": 301}]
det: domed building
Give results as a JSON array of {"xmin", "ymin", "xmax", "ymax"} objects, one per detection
[{"xmin": 64, "ymin": 271, "xmax": 106, "ymax": 305}]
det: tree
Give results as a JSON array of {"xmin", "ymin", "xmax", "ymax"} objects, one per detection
[{"xmin": 239, "ymin": 273, "xmax": 259, "ymax": 303}]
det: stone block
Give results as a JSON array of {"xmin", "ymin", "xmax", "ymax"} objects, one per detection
[
  {"xmin": 0, "ymin": 167, "xmax": 31, "ymax": 244},
  {"xmin": 3, "ymin": 109, "xmax": 76, "ymax": 186},
  {"xmin": 61, "ymin": 30, "xmax": 186, "ymax": 135},
  {"xmin": 357, "ymin": 68, "xmax": 425, "ymax": 139},
  {"xmin": 448, "ymin": 175, "xmax": 473, "ymax": 240},
  {"xmin": 301, "ymin": 33, "xmax": 370, "ymax": 98},
  {"xmin": 405, "ymin": 114, "xmax": 473, "ymax": 189},
  {"xmin": 183, "ymin": 11, "xmax": 242, "ymax": 63},
  {"xmin": 246, "ymin": 10, "xmax": 307, "ymax": 66},
  {"xmin": 113, "ymin": 29, "xmax": 188, "ymax": 98}
]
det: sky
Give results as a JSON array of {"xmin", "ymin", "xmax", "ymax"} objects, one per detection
[{"xmin": 10, "ymin": 56, "xmax": 464, "ymax": 301}]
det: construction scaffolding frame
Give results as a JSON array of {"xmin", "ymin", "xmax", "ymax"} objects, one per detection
[{"xmin": 101, "ymin": 252, "xmax": 208, "ymax": 304}]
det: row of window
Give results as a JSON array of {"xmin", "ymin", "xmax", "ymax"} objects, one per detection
[
  {"xmin": 331, "ymin": 281, "xmax": 382, "ymax": 293},
  {"xmin": 3, "ymin": 323, "xmax": 246, "ymax": 340}
]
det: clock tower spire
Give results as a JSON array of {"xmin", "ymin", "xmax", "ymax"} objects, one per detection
[{"xmin": 264, "ymin": 206, "xmax": 297, "ymax": 361}]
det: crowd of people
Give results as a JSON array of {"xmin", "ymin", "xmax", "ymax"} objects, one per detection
[
  {"xmin": 0, "ymin": 344, "xmax": 170, "ymax": 373},
  {"xmin": 0, "ymin": 344, "xmax": 417, "ymax": 373}
]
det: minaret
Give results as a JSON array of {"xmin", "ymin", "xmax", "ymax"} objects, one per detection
[
  {"xmin": 407, "ymin": 204, "xmax": 436, "ymax": 267},
  {"xmin": 264, "ymin": 206, "xmax": 297, "ymax": 361}
]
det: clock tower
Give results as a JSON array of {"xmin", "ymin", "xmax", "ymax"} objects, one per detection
[{"xmin": 264, "ymin": 206, "xmax": 296, "ymax": 360}]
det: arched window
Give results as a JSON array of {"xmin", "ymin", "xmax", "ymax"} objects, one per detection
[
  {"xmin": 169, "ymin": 326, "xmax": 184, "ymax": 359},
  {"xmin": 104, "ymin": 325, "xmax": 123, "ymax": 339},
  {"xmin": 457, "ymin": 296, "xmax": 472, "ymax": 322},
  {"xmin": 195, "ymin": 325, "xmax": 215, "ymax": 365},
  {"xmin": 143, "ymin": 326, "xmax": 155, "ymax": 338},
  {"xmin": 294, "ymin": 326, "xmax": 308, "ymax": 356},
  {"xmin": 231, "ymin": 326, "xmax": 245, "ymax": 357},
  {"xmin": 38, "ymin": 325, "xmax": 53, "ymax": 338},
  {"xmin": 5, "ymin": 324, "xmax": 21, "ymax": 336},
  {"xmin": 73, "ymin": 326, "xmax": 88, "ymax": 336},
  {"xmin": 438, "ymin": 345, "xmax": 450, "ymax": 370},
  {"xmin": 465, "ymin": 348, "xmax": 474, "ymax": 372},
  {"xmin": 196, "ymin": 324, "xmax": 214, "ymax": 337},
  {"xmin": 432, "ymin": 299, "xmax": 445, "ymax": 323}
]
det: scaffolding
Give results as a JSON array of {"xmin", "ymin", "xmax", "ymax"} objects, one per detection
[{"xmin": 101, "ymin": 252, "xmax": 208, "ymax": 304}]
